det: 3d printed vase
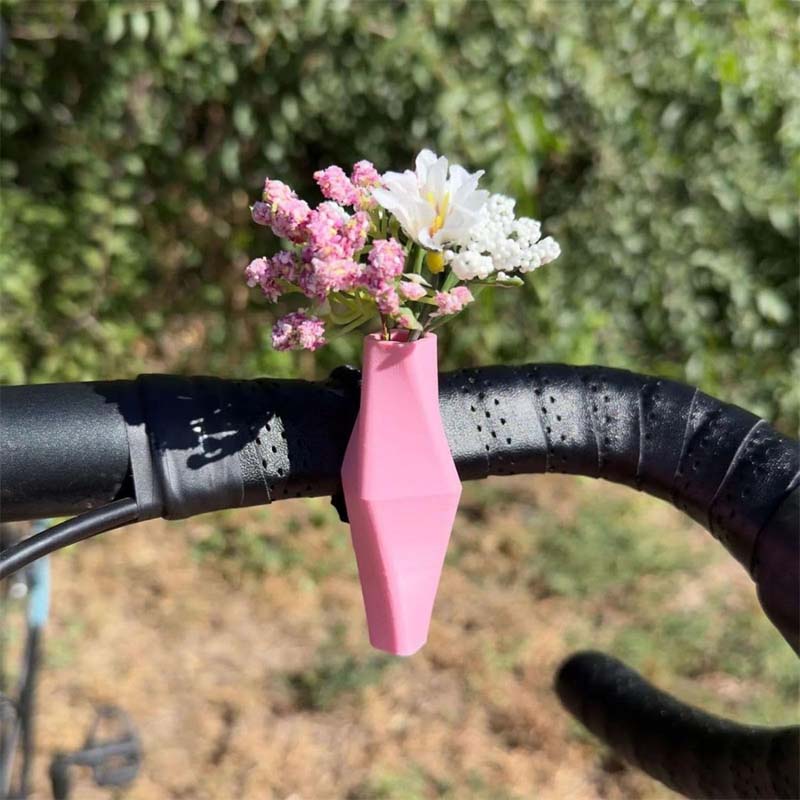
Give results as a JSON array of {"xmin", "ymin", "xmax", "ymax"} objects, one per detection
[{"xmin": 341, "ymin": 333, "xmax": 462, "ymax": 656}]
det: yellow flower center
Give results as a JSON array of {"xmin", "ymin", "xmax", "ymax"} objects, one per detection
[{"xmin": 426, "ymin": 190, "xmax": 450, "ymax": 236}]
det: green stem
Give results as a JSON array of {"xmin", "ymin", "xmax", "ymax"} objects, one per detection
[
  {"xmin": 416, "ymin": 271, "xmax": 439, "ymax": 331},
  {"xmin": 441, "ymin": 268, "xmax": 459, "ymax": 292},
  {"xmin": 471, "ymin": 284, "xmax": 488, "ymax": 299},
  {"xmin": 470, "ymin": 278, "xmax": 524, "ymax": 288},
  {"xmin": 411, "ymin": 245, "xmax": 425, "ymax": 275},
  {"xmin": 424, "ymin": 317, "xmax": 450, "ymax": 334}
]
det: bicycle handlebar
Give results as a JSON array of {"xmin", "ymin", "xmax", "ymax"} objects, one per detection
[
  {"xmin": 1, "ymin": 363, "xmax": 798, "ymax": 798},
  {"xmin": 556, "ymin": 651, "xmax": 799, "ymax": 799}
]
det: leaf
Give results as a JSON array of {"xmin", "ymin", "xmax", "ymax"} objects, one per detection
[
  {"xmin": 756, "ymin": 289, "xmax": 791, "ymax": 325},
  {"xmin": 106, "ymin": 10, "xmax": 126, "ymax": 44},
  {"xmin": 184, "ymin": 0, "xmax": 201, "ymax": 22},
  {"xmin": 130, "ymin": 11, "xmax": 150, "ymax": 41},
  {"xmin": 153, "ymin": 6, "xmax": 172, "ymax": 39}
]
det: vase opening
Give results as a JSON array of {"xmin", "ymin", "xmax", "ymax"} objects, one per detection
[{"xmin": 368, "ymin": 331, "xmax": 433, "ymax": 346}]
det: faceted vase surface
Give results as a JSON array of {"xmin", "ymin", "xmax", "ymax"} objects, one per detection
[{"xmin": 341, "ymin": 333, "xmax": 462, "ymax": 656}]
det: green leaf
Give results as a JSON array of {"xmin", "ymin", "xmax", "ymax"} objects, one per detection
[
  {"xmin": 130, "ymin": 11, "xmax": 150, "ymax": 41},
  {"xmin": 106, "ymin": 10, "xmax": 126, "ymax": 44},
  {"xmin": 756, "ymin": 289, "xmax": 791, "ymax": 325}
]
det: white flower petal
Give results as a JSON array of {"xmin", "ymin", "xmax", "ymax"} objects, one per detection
[
  {"xmin": 371, "ymin": 187, "xmax": 396, "ymax": 208},
  {"xmin": 423, "ymin": 155, "xmax": 449, "ymax": 201},
  {"xmin": 372, "ymin": 187, "xmax": 411, "ymax": 229},
  {"xmin": 415, "ymin": 149, "xmax": 438, "ymax": 182},
  {"xmin": 448, "ymin": 164, "xmax": 484, "ymax": 194},
  {"xmin": 380, "ymin": 171, "xmax": 419, "ymax": 203},
  {"xmin": 458, "ymin": 188, "xmax": 490, "ymax": 213},
  {"xmin": 441, "ymin": 206, "xmax": 480, "ymax": 239},
  {"xmin": 417, "ymin": 229, "xmax": 439, "ymax": 249}
]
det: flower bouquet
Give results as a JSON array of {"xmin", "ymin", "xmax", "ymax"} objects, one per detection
[{"xmin": 246, "ymin": 150, "xmax": 560, "ymax": 655}]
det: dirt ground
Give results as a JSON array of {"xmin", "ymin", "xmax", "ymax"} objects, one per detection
[{"xmin": 6, "ymin": 475, "xmax": 797, "ymax": 799}]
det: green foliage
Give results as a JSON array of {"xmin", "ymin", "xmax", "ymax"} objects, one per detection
[
  {"xmin": 529, "ymin": 495, "xmax": 699, "ymax": 599},
  {"xmin": 191, "ymin": 502, "xmax": 354, "ymax": 582},
  {"xmin": 191, "ymin": 514, "xmax": 304, "ymax": 577},
  {"xmin": 449, "ymin": 481, "xmax": 700, "ymax": 598},
  {"xmin": 1, "ymin": 0, "xmax": 797, "ymax": 424},
  {"xmin": 610, "ymin": 598, "xmax": 799, "ymax": 725},
  {"xmin": 352, "ymin": 766, "xmax": 508, "ymax": 800},
  {"xmin": 286, "ymin": 651, "xmax": 391, "ymax": 712},
  {"xmin": 284, "ymin": 624, "xmax": 393, "ymax": 711}
]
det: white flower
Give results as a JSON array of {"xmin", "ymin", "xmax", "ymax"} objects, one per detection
[
  {"xmin": 447, "ymin": 250, "xmax": 495, "ymax": 281},
  {"xmin": 372, "ymin": 149, "xmax": 489, "ymax": 251},
  {"xmin": 448, "ymin": 192, "xmax": 561, "ymax": 276},
  {"xmin": 513, "ymin": 216, "xmax": 541, "ymax": 246},
  {"xmin": 529, "ymin": 236, "xmax": 562, "ymax": 271}
]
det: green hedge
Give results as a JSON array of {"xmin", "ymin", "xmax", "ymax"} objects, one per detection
[{"xmin": 1, "ymin": 0, "xmax": 797, "ymax": 427}]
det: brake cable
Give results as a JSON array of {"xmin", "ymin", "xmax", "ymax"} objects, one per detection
[{"xmin": 0, "ymin": 500, "xmax": 139, "ymax": 581}]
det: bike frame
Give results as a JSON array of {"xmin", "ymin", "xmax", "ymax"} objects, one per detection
[{"xmin": 1, "ymin": 522, "xmax": 48, "ymax": 800}]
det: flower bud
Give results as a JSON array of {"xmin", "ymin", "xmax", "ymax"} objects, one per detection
[{"xmin": 426, "ymin": 251, "xmax": 445, "ymax": 273}]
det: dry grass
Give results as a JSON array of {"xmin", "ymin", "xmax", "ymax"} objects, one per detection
[{"xmin": 8, "ymin": 475, "xmax": 797, "ymax": 799}]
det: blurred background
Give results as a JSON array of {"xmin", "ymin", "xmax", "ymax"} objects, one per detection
[{"xmin": 0, "ymin": 1, "xmax": 797, "ymax": 798}]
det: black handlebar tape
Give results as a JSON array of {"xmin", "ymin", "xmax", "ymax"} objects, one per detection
[
  {"xmin": 556, "ymin": 651, "xmax": 799, "ymax": 799},
  {"xmin": 0, "ymin": 380, "xmax": 134, "ymax": 521}
]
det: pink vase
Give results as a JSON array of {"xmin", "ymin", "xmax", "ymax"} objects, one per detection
[{"xmin": 341, "ymin": 332, "xmax": 462, "ymax": 656}]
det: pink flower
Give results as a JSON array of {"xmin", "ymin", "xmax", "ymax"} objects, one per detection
[
  {"xmin": 271, "ymin": 250, "xmax": 299, "ymax": 282},
  {"xmin": 271, "ymin": 310, "xmax": 326, "ymax": 351},
  {"xmin": 366, "ymin": 238, "xmax": 405, "ymax": 286},
  {"xmin": 244, "ymin": 257, "xmax": 269, "ymax": 288},
  {"xmin": 252, "ymin": 179, "xmax": 311, "ymax": 243},
  {"xmin": 314, "ymin": 165, "xmax": 359, "ymax": 206},
  {"xmin": 251, "ymin": 202, "xmax": 272, "ymax": 227},
  {"xmin": 244, "ymin": 252, "xmax": 298, "ymax": 302},
  {"xmin": 294, "ymin": 204, "xmax": 370, "ymax": 300},
  {"xmin": 399, "ymin": 281, "xmax": 426, "ymax": 301},
  {"xmin": 351, "ymin": 160, "xmax": 382, "ymax": 209},
  {"xmin": 361, "ymin": 238, "xmax": 406, "ymax": 313},
  {"xmin": 309, "ymin": 257, "xmax": 363, "ymax": 299},
  {"xmin": 451, "ymin": 286, "xmax": 473, "ymax": 304},
  {"xmin": 351, "ymin": 160, "xmax": 382, "ymax": 188},
  {"xmin": 374, "ymin": 286, "xmax": 401, "ymax": 315},
  {"xmin": 304, "ymin": 203, "xmax": 347, "ymax": 260},
  {"xmin": 342, "ymin": 211, "xmax": 370, "ymax": 254},
  {"xmin": 432, "ymin": 286, "xmax": 474, "ymax": 317},
  {"xmin": 303, "ymin": 204, "xmax": 369, "ymax": 263},
  {"xmin": 395, "ymin": 311, "xmax": 417, "ymax": 329}
]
